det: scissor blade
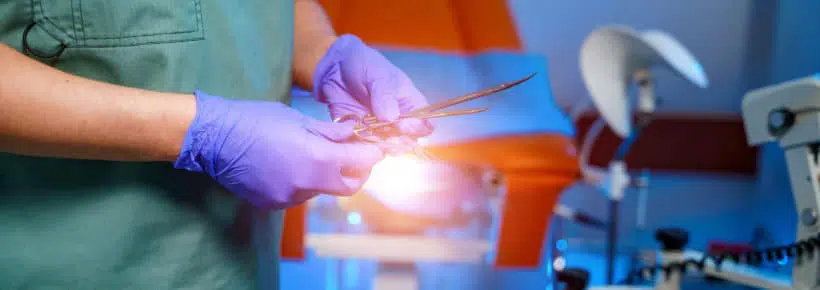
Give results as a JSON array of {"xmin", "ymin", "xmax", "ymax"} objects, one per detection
[
  {"xmin": 409, "ymin": 72, "xmax": 536, "ymax": 116},
  {"xmin": 358, "ymin": 108, "xmax": 487, "ymax": 134},
  {"xmin": 359, "ymin": 107, "xmax": 490, "ymax": 124},
  {"xmin": 414, "ymin": 107, "xmax": 489, "ymax": 119}
]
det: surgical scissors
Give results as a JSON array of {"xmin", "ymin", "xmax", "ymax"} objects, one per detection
[{"xmin": 334, "ymin": 72, "xmax": 537, "ymax": 144}]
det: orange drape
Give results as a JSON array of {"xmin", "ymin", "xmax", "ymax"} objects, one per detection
[
  {"xmin": 318, "ymin": 0, "xmax": 521, "ymax": 53},
  {"xmin": 281, "ymin": 0, "xmax": 579, "ymax": 269}
]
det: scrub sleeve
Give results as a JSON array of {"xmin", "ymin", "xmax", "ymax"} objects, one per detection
[{"xmin": 0, "ymin": 0, "xmax": 293, "ymax": 289}]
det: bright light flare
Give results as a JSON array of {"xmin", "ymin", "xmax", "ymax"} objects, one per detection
[
  {"xmin": 360, "ymin": 155, "xmax": 475, "ymax": 217},
  {"xmin": 362, "ymin": 155, "xmax": 436, "ymax": 205}
]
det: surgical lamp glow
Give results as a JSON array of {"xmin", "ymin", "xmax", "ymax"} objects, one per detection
[{"xmin": 361, "ymin": 155, "xmax": 435, "ymax": 206}]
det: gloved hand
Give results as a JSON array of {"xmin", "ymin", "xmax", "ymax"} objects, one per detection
[
  {"xmin": 174, "ymin": 91, "xmax": 384, "ymax": 209},
  {"xmin": 312, "ymin": 34, "xmax": 434, "ymax": 139}
]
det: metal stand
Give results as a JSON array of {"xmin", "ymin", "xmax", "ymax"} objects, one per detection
[
  {"xmin": 742, "ymin": 76, "xmax": 820, "ymax": 289},
  {"xmin": 578, "ymin": 70, "xmax": 653, "ymax": 285},
  {"xmin": 782, "ymin": 144, "xmax": 820, "ymax": 289},
  {"xmin": 605, "ymin": 114, "xmax": 651, "ymax": 284}
]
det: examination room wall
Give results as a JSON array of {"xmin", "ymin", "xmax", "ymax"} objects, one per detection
[{"xmin": 508, "ymin": 0, "xmax": 762, "ymax": 112}]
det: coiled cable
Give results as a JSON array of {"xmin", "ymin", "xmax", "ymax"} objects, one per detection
[{"xmin": 623, "ymin": 232, "xmax": 820, "ymax": 284}]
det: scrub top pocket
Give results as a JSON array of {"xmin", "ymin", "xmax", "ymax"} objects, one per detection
[{"xmin": 30, "ymin": 0, "xmax": 204, "ymax": 48}]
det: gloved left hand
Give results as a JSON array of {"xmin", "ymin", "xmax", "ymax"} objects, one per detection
[
  {"xmin": 174, "ymin": 91, "xmax": 385, "ymax": 210},
  {"xmin": 312, "ymin": 34, "xmax": 434, "ymax": 140}
]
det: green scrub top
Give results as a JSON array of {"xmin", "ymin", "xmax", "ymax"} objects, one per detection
[{"xmin": 0, "ymin": 0, "xmax": 293, "ymax": 289}]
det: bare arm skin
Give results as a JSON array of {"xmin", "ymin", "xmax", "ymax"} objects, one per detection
[
  {"xmin": 1, "ymin": 2, "xmax": 336, "ymax": 162},
  {"xmin": 0, "ymin": 43, "xmax": 195, "ymax": 162},
  {"xmin": 292, "ymin": 0, "xmax": 338, "ymax": 91}
]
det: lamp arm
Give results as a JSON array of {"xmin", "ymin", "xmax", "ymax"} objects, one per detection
[
  {"xmin": 579, "ymin": 116, "xmax": 652, "ymax": 186},
  {"xmin": 579, "ymin": 117, "xmax": 608, "ymax": 184},
  {"xmin": 613, "ymin": 115, "xmax": 652, "ymax": 161},
  {"xmin": 570, "ymin": 97, "xmax": 593, "ymax": 124}
]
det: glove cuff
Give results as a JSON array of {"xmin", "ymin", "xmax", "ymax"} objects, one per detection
[
  {"xmin": 173, "ymin": 90, "xmax": 226, "ymax": 176},
  {"xmin": 311, "ymin": 34, "xmax": 365, "ymax": 103}
]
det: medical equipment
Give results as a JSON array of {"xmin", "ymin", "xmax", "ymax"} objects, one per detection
[
  {"xmin": 577, "ymin": 26, "xmax": 709, "ymax": 138},
  {"xmin": 574, "ymin": 75, "xmax": 820, "ymax": 290},
  {"xmin": 333, "ymin": 73, "xmax": 536, "ymax": 158},
  {"xmin": 576, "ymin": 25, "xmax": 708, "ymax": 284}
]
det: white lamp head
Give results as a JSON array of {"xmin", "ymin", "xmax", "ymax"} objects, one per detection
[{"xmin": 579, "ymin": 25, "xmax": 708, "ymax": 138}]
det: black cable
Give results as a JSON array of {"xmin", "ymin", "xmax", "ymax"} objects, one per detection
[
  {"xmin": 622, "ymin": 232, "xmax": 820, "ymax": 284},
  {"xmin": 572, "ymin": 211, "xmax": 608, "ymax": 230},
  {"xmin": 606, "ymin": 199, "xmax": 619, "ymax": 284}
]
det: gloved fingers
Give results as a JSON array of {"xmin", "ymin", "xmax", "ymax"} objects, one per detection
[
  {"xmin": 309, "ymin": 174, "xmax": 355, "ymax": 197},
  {"xmin": 304, "ymin": 118, "xmax": 356, "ymax": 142},
  {"xmin": 303, "ymin": 161, "xmax": 363, "ymax": 196},
  {"xmin": 337, "ymin": 142, "xmax": 385, "ymax": 173},
  {"xmin": 328, "ymin": 102, "xmax": 369, "ymax": 122},
  {"xmin": 318, "ymin": 142, "xmax": 384, "ymax": 196},
  {"xmin": 322, "ymin": 82, "xmax": 370, "ymax": 120},
  {"xmin": 395, "ymin": 118, "xmax": 434, "ymax": 138},
  {"xmin": 338, "ymin": 170, "xmax": 372, "ymax": 194},
  {"xmin": 395, "ymin": 75, "xmax": 435, "ymax": 137},
  {"xmin": 397, "ymin": 73, "xmax": 432, "ymax": 112},
  {"xmin": 283, "ymin": 190, "xmax": 321, "ymax": 209},
  {"xmin": 366, "ymin": 73, "xmax": 401, "ymax": 122}
]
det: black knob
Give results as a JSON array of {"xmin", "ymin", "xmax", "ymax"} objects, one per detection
[
  {"xmin": 655, "ymin": 228, "xmax": 689, "ymax": 251},
  {"xmin": 556, "ymin": 268, "xmax": 590, "ymax": 290},
  {"xmin": 768, "ymin": 108, "xmax": 795, "ymax": 137}
]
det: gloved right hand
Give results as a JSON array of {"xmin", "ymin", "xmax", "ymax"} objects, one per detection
[{"xmin": 173, "ymin": 91, "xmax": 385, "ymax": 209}]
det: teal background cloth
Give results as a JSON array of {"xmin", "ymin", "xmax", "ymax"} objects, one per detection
[{"xmin": 0, "ymin": 0, "xmax": 293, "ymax": 289}]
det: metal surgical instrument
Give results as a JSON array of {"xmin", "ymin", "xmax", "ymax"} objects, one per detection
[{"xmin": 333, "ymin": 72, "xmax": 537, "ymax": 144}]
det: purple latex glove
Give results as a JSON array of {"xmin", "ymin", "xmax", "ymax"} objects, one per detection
[
  {"xmin": 174, "ymin": 91, "xmax": 384, "ymax": 209},
  {"xmin": 312, "ymin": 34, "xmax": 434, "ymax": 139}
]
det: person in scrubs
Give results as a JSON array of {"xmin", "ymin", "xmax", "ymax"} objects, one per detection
[{"xmin": 0, "ymin": 0, "xmax": 432, "ymax": 288}]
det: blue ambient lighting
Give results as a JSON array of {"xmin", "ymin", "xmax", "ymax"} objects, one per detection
[
  {"xmin": 347, "ymin": 212, "xmax": 362, "ymax": 225},
  {"xmin": 556, "ymin": 239, "xmax": 568, "ymax": 251},
  {"xmin": 777, "ymin": 256, "xmax": 788, "ymax": 266},
  {"xmin": 813, "ymin": 72, "xmax": 820, "ymax": 81}
]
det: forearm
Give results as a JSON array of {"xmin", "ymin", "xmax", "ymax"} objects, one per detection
[
  {"xmin": 0, "ymin": 43, "xmax": 194, "ymax": 162},
  {"xmin": 293, "ymin": 0, "xmax": 337, "ymax": 91}
]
